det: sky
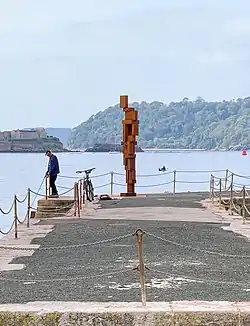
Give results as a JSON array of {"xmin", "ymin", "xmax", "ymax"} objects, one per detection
[{"xmin": 0, "ymin": 0, "xmax": 250, "ymax": 129}]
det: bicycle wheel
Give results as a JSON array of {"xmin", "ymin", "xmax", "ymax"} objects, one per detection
[
  {"xmin": 86, "ymin": 180, "xmax": 94, "ymax": 202},
  {"xmin": 88, "ymin": 180, "xmax": 95, "ymax": 201}
]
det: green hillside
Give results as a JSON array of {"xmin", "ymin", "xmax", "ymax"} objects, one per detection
[{"xmin": 68, "ymin": 97, "xmax": 250, "ymax": 150}]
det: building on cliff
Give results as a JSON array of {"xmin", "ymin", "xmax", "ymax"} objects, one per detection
[{"xmin": 0, "ymin": 128, "xmax": 67, "ymax": 152}]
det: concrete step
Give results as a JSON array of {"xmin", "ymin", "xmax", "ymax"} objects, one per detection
[
  {"xmin": 37, "ymin": 196, "xmax": 74, "ymax": 207},
  {"xmin": 37, "ymin": 205, "xmax": 74, "ymax": 212},
  {"xmin": 35, "ymin": 211, "xmax": 74, "ymax": 218},
  {"xmin": 35, "ymin": 196, "xmax": 75, "ymax": 218}
]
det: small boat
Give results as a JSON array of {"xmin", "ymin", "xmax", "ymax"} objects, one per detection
[
  {"xmin": 242, "ymin": 149, "xmax": 247, "ymax": 156},
  {"xmin": 158, "ymin": 165, "xmax": 167, "ymax": 172}
]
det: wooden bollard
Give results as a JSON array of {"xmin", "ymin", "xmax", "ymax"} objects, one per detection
[
  {"xmin": 82, "ymin": 180, "xmax": 85, "ymax": 205},
  {"xmin": 74, "ymin": 183, "xmax": 77, "ymax": 216},
  {"xmin": 27, "ymin": 188, "xmax": 31, "ymax": 228},
  {"xmin": 79, "ymin": 180, "xmax": 83, "ymax": 209},
  {"xmin": 76, "ymin": 182, "xmax": 80, "ymax": 217},
  {"xmin": 14, "ymin": 195, "xmax": 18, "ymax": 239}
]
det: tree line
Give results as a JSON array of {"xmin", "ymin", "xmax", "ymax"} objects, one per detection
[{"xmin": 68, "ymin": 97, "xmax": 250, "ymax": 150}]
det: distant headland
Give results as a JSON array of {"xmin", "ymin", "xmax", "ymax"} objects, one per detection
[
  {"xmin": 0, "ymin": 128, "xmax": 69, "ymax": 153},
  {"xmin": 67, "ymin": 97, "xmax": 250, "ymax": 151}
]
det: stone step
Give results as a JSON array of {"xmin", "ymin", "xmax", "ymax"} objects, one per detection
[
  {"xmin": 37, "ymin": 202, "xmax": 74, "ymax": 212},
  {"xmin": 37, "ymin": 196, "xmax": 74, "ymax": 207},
  {"xmin": 36, "ymin": 209, "xmax": 72, "ymax": 214},
  {"xmin": 35, "ymin": 211, "xmax": 73, "ymax": 218},
  {"xmin": 35, "ymin": 196, "xmax": 75, "ymax": 218}
]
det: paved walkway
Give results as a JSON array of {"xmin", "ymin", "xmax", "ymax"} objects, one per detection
[{"xmin": 0, "ymin": 193, "xmax": 250, "ymax": 304}]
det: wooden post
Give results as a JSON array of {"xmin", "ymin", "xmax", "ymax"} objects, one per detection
[
  {"xmin": 210, "ymin": 174, "xmax": 214, "ymax": 203},
  {"xmin": 79, "ymin": 180, "xmax": 83, "ymax": 210},
  {"xmin": 27, "ymin": 188, "xmax": 31, "ymax": 228},
  {"xmin": 76, "ymin": 182, "xmax": 80, "ymax": 217},
  {"xmin": 135, "ymin": 229, "xmax": 146, "ymax": 306},
  {"xmin": 229, "ymin": 173, "xmax": 234, "ymax": 215},
  {"xmin": 173, "ymin": 170, "xmax": 176, "ymax": 194},
  {"xmin": 242, "ymin": 186, "xmax": 246, "ymax": 225},
  {"xmin": 74, "ymin": 183, "xmax": 77, "ymax": 217},
  {"xmin": 225, "ymin": 169, "xmax": 229, "ymax": 190},
  {"xmin": 14, "ymin": 195, "xmax": 18, "ymax": 239},
  {"xmin": 82, "ymin": 180, "xmax": 85, "ymax": 205},
  {"xmin": 110, "ymin": 172, "xmax": 114, "ymax": 195},
  {"xmin": 219, "ymin": 179, "xmax": 222, "ymax": 208}
]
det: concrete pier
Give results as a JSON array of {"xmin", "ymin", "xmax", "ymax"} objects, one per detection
[{"xmin": 0, "ymin": 192, "xmax": 250, "ymax": 325}]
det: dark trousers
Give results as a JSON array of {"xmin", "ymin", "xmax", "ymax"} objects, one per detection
[{"xmin": 49, "ymin": 174, "xmax": 58, "ymax": 195}]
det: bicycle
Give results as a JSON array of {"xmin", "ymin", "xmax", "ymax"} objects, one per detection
[{"xmin": 76, "ymin": 168, "xmax": 95, "ymax": 202}]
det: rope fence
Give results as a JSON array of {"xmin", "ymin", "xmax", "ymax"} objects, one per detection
[
  {"xmin": 1, "ymin": 168, "xmax": 250, "ymax": 239},
  {"xmin": 57, "ymin": 169, "xmax": 228, "ymax": 194},
  {"xmin": 0, "ymin": 179, "xmax": 81, "ymax": 238},
  {"xmin": 210, "ymin": 170, "xmax": 250, "ymax": 224},
  {"xmin": 0, "ymin": 228, "xmax": 249, "ymax": 306}
]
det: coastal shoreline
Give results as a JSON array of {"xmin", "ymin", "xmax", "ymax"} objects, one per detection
[{"xmin": 0, "ymin": 149, "xmax": 79, "ymax": 154}]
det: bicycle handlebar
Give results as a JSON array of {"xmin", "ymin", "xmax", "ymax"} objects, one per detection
[{"xmin": 76, "ymin": 168, "xmax": 96, "ymax": 174}]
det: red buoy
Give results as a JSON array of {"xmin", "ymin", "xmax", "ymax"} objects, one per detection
[{"xmin": 242, "ymin": 149, "xmax": 247, "ymax": 156}]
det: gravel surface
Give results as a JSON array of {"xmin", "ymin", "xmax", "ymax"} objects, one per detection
[{"xmin": 0, "ymin": 218, "xmax": 250, "ymax": 304}]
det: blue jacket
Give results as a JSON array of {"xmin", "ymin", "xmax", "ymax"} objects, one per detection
[{"xmin": 47, "ymin": 155, "xmax": 60, "ymax": 175}]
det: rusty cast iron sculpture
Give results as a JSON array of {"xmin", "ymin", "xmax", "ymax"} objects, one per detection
[{"xmin": 120, "ymin": 95, "xmax": 139, "ymax": 197}]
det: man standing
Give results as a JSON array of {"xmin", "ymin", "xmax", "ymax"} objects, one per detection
[{"xmin": 45, "ymin": 150, "xmax": 60, "ymax": 198}]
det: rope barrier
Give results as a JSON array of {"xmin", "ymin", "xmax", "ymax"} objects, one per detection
[
  {"xmin": 15, "ymin": 193, "xmax": 28, "ymax": 204},
  {"xmin": 0, "ymin": 269, "xmax": 130, "ymax": 283},
  {"xmin": 57, "ymin": 185, "xmax": 73, "ymax": 190},
  {"xmin": 57, "ymin": 169, "xmax": 248, "ymax": 183},
  {"xmin": 94, "ymin": 183, "xmax": 111, "ymax": 189},
  {"xmin": 228, "ymin": 171, "xmax": 250, "ymax": 179},
  {"xmin": 0, "ymin": 200, "xmax": 14, "ymax": 215},
  {"xmin": 58, "ymin": 187, "xmax": 74, "ymax": 196},
  {"xmin": 234, "ymin": 182, "xmax": 250, "ymax": 188},
  {"xmin": 0, "ymin": 223, "xmax": 249, "ymax": 305},
  {"xmin": 136, "ymin": 181, "xmax": 173, "ymax": 187},
  {"xmin": 137, "ymin": 171, "xmax": 173, "ymax": 177},
  {"xmin": 30, "ymin": 189, "xmax": 45, "ymax": 197},
  {"xmin": 176, "ymin": 180, "xmax": 209, "ymax": 184},
  {"xmin": 0, "ymin": 233, "xmax": 134, "ymax": 251},
  {"xmin": 16, "ymin": 216, "xmax": 26, "ymax": 224},
  {"xmin": 176, "ymin": 169, "xmax": 226, "ymax": 173},
  {"xmin": 210, "ymin": 172, "xmax": 250, "ymax": 224},
  {"xmin": 58, "ymin": 172, "xmax": 110, "ymax": 179},
  {"xmin": 2, "ymin": 167, "xmax": 250, "ymax": 243},
  {"xmin": 145, "ymin": 231, "xmax": 250, "ymax": 259}
]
